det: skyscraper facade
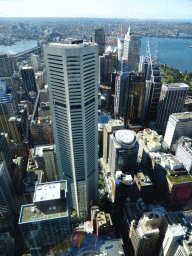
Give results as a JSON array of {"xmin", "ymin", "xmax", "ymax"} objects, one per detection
[
  {"xmin": 122, "ymin": 26, "xmax": 141, "ymax": 72},
  {"xmin": 117, "ymin": 38, "xmax": 124, "ymax": 71},
  {"xmin": 20, "ymin": 67, "xmax": 37, "ymax": 94},
  {"xmin": 114, "ymin": 71, "xmax": 129, "ymax": 118},
  {"xmin": 176, "ymin": 137, "xmax": 192, "ymax": 174},
  {"xmin": 0, "ymin": 159, "xmax": 16, "ymax": 215},
  {"xmin": 92, "ymin": 27, "xmax": 105, "ymax": 56},
  {"xmin": 0, "ymin": 133, "xmax": 12, "ymax": 173},
  {"xmin": 103, "ymin": 119, "xmax": 124, "ymax": 164},
  {"xmin": 0, "ymin": 53, "xmax": 12, "ymax": 77},
  {"xmin": 44, "ymin": 40, "xmax": 98, "ymax": 217},
  {"xmin": 164, "ymin": 112, "xmax": 192, "ymax": 149},
  {"xmin": 156, "ymin": 83, "xmax": 189, "ymax": 130},
  {"xmin": 124, "ymin": 73, "xmax": 146, "ymax": 127},
  {"xmin": 108, "ymin": 129, "xmax": 139, "ymax": 175},
  {"xmin": 144, "ymin": 60, "xmax": 162, "ymax": 121}
]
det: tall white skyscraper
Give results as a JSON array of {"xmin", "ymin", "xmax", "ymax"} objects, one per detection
[
  {"xmin": 122, "ymin": 26, "xmax": 141, "ymax": 72},
  {"xmin": 44, "ymin": 40, "xmax": 98, "ymax": 217}
]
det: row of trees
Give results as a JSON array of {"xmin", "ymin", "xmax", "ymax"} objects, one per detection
[{"xmin": 160, "ymin": 64, "xmax": 192, "ymax": 95}]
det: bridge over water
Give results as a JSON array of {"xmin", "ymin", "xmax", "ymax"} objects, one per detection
[{"xmin": 14, "ymin": 46, "xmax": 42, "ymax": 60}]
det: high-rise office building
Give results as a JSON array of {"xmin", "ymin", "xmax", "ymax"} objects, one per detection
[
  {"xmin": 142, "ymin": 60, "xmax": 162, "ymax": 121},
  {"xmin": 114, "ymin": 71, "xmax": 129, "ymax": 118},
  {"xmin": 164, "ymin": 112, "xmax": 192, "ymax": 149},
  {"xmin": 0, "ymin": 159, "xmax": 15, "ymax": 215},
  {"xmin": 8, "ymin": 116, "xmax": 22, "ymax": 143},
  {"xmin": 117, "ymin": 38, "xmax": 124, "ymax": 71},
  {"xmin": 0, "ymin": 53, "xmax": 12, "ymax": 77},
  {"xmin": 44, "ymin": 40, "xmax": 98, "ymax": 217},
  {"xmin": 20, "ymin": 67, "xmax": 37, "ymax": 94},
  {"xmin": 31, "ymin": 54, "xmax": 41, "ymax": 72},
  {"xmin": 0, "ymin": 84, "xmax": 17, "ymax": 134},
  {"xmin": 92, "ymin": 26, "xmax": 105, "ymax": 56},
  {"xmin": 103, "ymin": 119, "xmax": 124, "ymax": 164},
  {"xmin": 0, "ymin": 133, "xmax": 12, "ymax": 173},
  {"xmin": 124, "ymin": 73, "xmax": 146, "ymax": 127},
  {"xmin": 19, "ymin": 181, "xmax": 71, "ymax": 256},
  {"xmin": 141, "ymin": 41, "xmax": 162, "ymax": 122},
  {"xmin": 122, "ymin": 26, "xmax": 141, "ymax": 72},
  {"xmin": 99, "ymin": 53, "xmax": 113, "ymax": 85},
  {"xmin": 108, "ymin": 129, "xmax": 139, "ymax": 175},
  {"xmin": 156, "ymin": 83, "xmax": 189, "ymax": 130}
]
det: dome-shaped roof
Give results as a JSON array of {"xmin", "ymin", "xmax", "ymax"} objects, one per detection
[{"xmin": 115, "ymin": 129, "xmax": 136, "ymax": 145}]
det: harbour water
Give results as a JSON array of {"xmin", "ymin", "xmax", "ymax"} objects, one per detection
[
  {"xmin": 0, "ymin": 40, "xmax": 37, "ymax": 54},
  {"xmin": 140, "ymin": 37, "xmax": 192, "ymax": 73},
  {"xmin": 0, "ymin": 37, "xmax": 192, "ymax": 73}
]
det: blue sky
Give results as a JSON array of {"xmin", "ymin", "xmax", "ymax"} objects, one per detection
[{"xmin": 0, "ymin": 0, "xmax": 192, "ymax": 20}]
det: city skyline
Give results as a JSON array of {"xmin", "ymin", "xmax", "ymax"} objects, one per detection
[{"xmin": 0, "ymin": 0, "xmax": 191, "ymax": 20}]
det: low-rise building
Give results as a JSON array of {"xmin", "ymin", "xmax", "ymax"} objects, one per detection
[
  {"xmin": 133, "ymin": 171, "xmax": 153, "ymax": 200},
  {"xmin": 137, "ymin": 128, "xmax": 163, "ymax": 166},
  {"xmin": 96, "ymin": 211, "xmax": 114, "ymax": 236},
  {"xmin": 129, "ymin": 211, "xmax": 162, "ymax": 256},
  {"xmin": 149, "ymin": 151, "xmax": 192, "ymax": 207}
]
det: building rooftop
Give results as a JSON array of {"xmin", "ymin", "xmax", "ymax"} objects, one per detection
[
  {"xmin": 19, "ymin": 201, "xmax": 68, "ymax": 224},
  {"xmin": 99, "ymin": 238, "xmax": 125, "ymax": 256},
  {"xmin": 115, "ymin": 129, "xmax": 136, "ymax": 145},
  {"xmin": 34, "ymin": 145, "xmax": 55, "ymax": 158},
  {"xmin": 21, "ymin": 66, "xmax": 33, "ymax": 70},
  {"xmin": 98, "ymin": 115, "xmax": 112, "ymax": 130},
  {"xmin": 164, "ymin": 211, "xmax": 191, "ymax": 228},
  {"xmin": 163, "ymin": 83, "xmax": 189, "ymax": 90},
  {"xmin": 104, "ymin": 119, "xmax": 124, "ymax": 133},
  {"xmin": 149, "ymin": 152, "xmax": 184, "ymax": 171},
  {"xmin": 171, "ymin": 112, "xmax": 192, "ymax": 121},
  {"xmin": 167, "ymin": 174, "xmax": 192, "ymax": 185},
  {"xmin": 134, "ymin": 171, "xmax": 153, "ymax": 189},
  {"xmin": 96, "ymin": 211, "xmax": 113, "ymax": 228},
  {"xmin": 169, "ymin": 224, "xmax": 186, "ymax": 237},
  {"xmin": 33, "ymin": 182, "xmax": 66, "ymax": 203},
  {"xmin": 19, "ymin": 181, "xmax": 68, "ymax": 224},
  {"xmin": 47, "ymin": 41, "xmax": 97, "ymax": 49},
  {"xmin": 137, "ymin": 217, "xmax": 159, "ymax": 237},
  {"xmin": 137, "ymin": 128, "xmax": 163, "ymax": 152}
]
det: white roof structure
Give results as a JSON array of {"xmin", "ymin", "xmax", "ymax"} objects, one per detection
[
  {"xmin": 34, "ymin": 182, "xmax": 61, "ymax": 202},
  {"xmin": 115, "ymin": 129, "xmax": 136, "ymax": 145}
]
